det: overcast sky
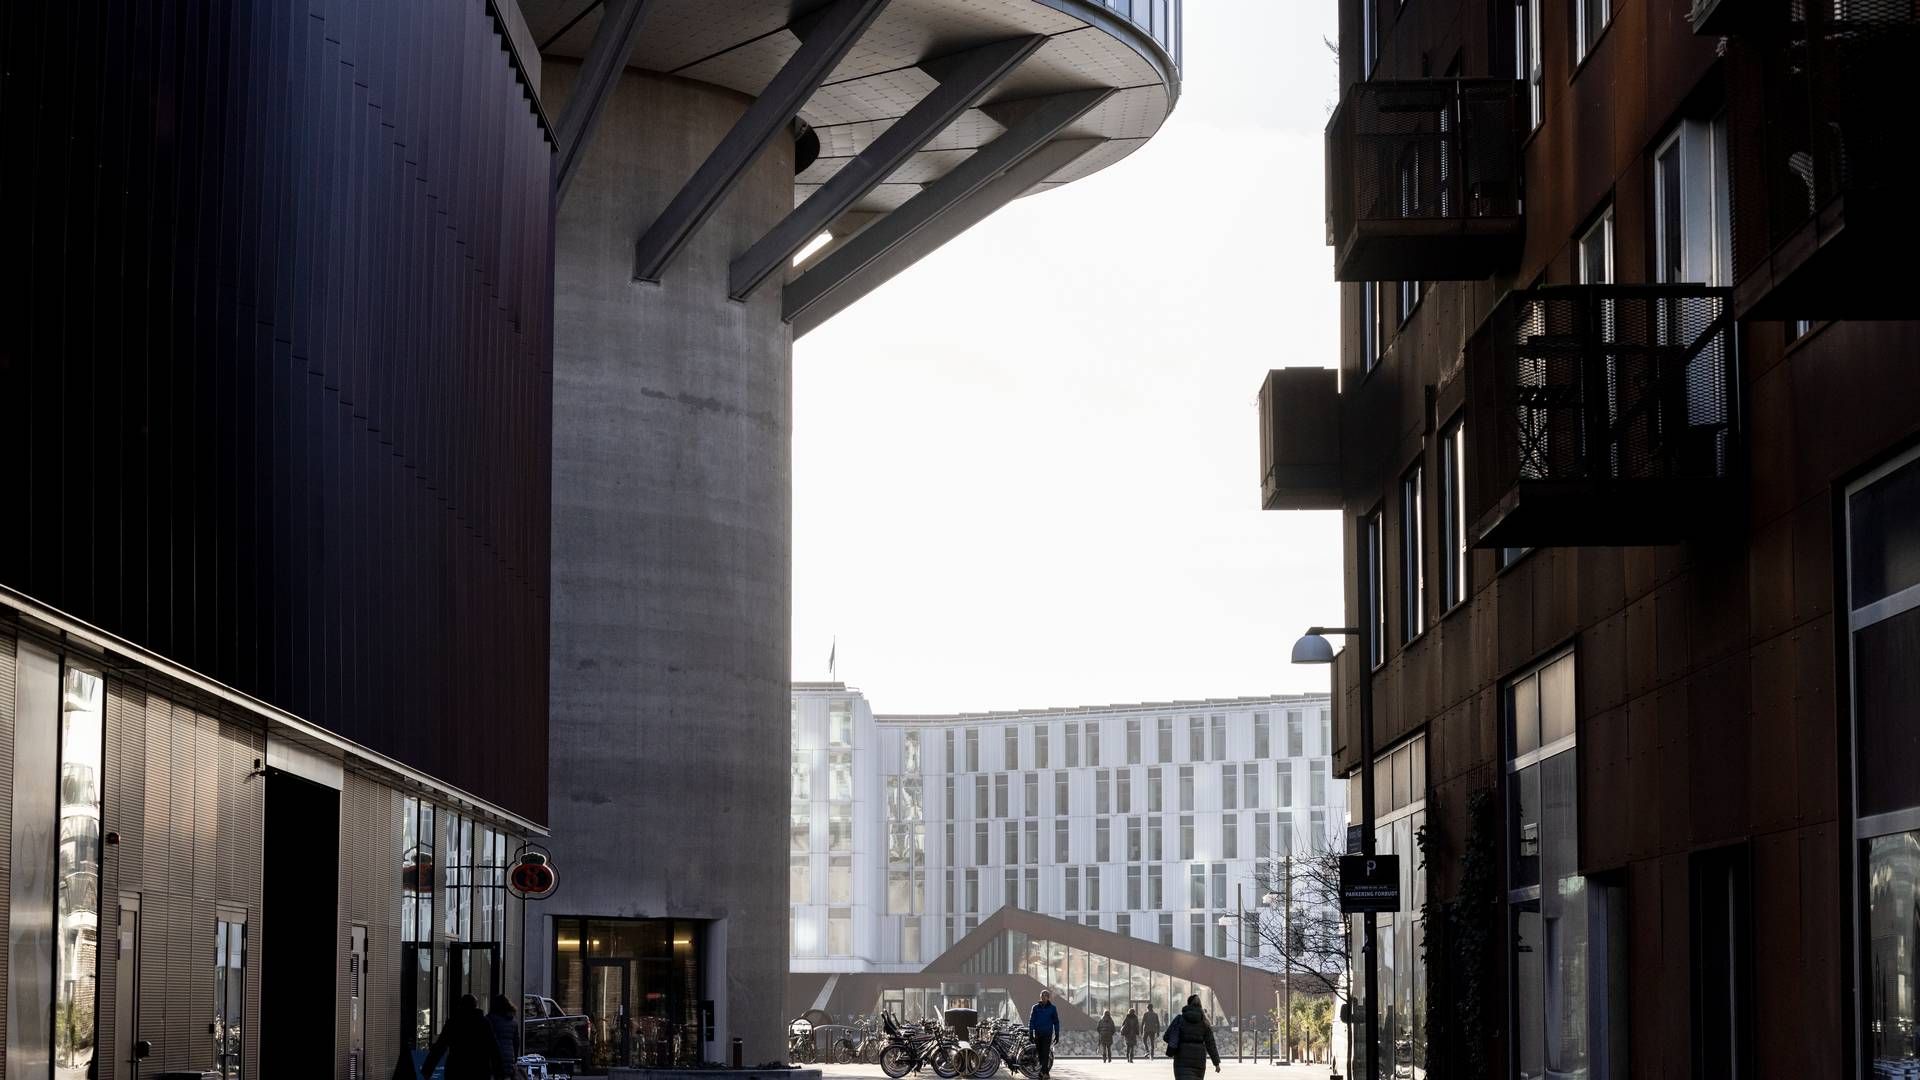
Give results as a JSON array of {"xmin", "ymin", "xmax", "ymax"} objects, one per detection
[{"xmin": 792, "ymin": 1, "xmax": 1343, "ymax": 714}]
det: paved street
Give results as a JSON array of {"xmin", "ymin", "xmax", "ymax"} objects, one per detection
[{"xmin": 810, "ymin": 1060, "xmax": 1341, "ymax": 1080}]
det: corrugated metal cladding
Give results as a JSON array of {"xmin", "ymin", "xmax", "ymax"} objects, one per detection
[{"xmin": 0, "ymin": 0, "xmax": 554, "ymax": 821}]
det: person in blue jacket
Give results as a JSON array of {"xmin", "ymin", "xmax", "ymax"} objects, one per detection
[{"xmin": 1029, "ymin": 990, "xmax": 1062, "ymax": 1079}]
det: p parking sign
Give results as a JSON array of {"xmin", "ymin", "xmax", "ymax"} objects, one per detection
[{"xmin": 1338, "ymin": 853, "xmax": 1401, "ymax": 913}]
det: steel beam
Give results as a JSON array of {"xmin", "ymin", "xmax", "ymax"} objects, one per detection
[
  {"xmin": 632, "ymin": 0, "xmax": 891, "ymax": 282},
  {"xmin": 727, "ymin": 34, "xmax": 1046, "ymax": 300},
  {"xmin": 783, "ymin": 85, "xmax": 1113, "ymax": 329},
  {"xmin": 788, "ymin": 136, "xmax": 1105, "ymax": 337},
  {"xmin": 552, "ymin": 0, "xmax": 658, "ymax": 203}
]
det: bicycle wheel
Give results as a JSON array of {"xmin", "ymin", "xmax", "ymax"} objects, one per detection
[
  {"xmin": 932, "ymin": 1046, "xmax": 962, "ymax": 1079},
  {"xmin": 880, "ymin": 1046, "xmax": 915, "ymax": 1079},
  {"xmin": 971, "ymin": 1050, "xmax": 1002, "ymax": 1079}
]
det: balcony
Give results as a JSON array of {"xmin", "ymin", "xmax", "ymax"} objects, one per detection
[
  {"xmin": 1258, "ymin": 367, "xmax": 1342, "ymax": 511},
  {"xmin": 1727, "ymin": 1, "xmax": 1920, "ymax": 318},
  {"xmin": 1463, "ymin": 285, "xmax": 1739, "ymax": 549},
  {"xmin": 1325, "ymin": 79, "xmax": 1525, "ymax": 282}
]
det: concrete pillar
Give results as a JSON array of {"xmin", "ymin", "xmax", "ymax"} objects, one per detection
[{"xmin": 540, "ymin": 60, "xmax": 793, "ymax": 1064}]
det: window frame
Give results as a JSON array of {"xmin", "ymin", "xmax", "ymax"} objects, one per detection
[
  {"xmin": 1439, "ymin": 417, "xmax": 1468, "ymax": 612},
  {"xmin": 1366, "ymin": 508, "xmax": 1387, "ymax": 668},
  {"xmin": 1517, "ymin": 0, "xmax": 1543, "ymax": 133},
  {"xmin": 1401, "ymin": 464, "xmax": 1426, "ymax": 644},
  {"xmin": 1578, "ymin": 204, "xmax": 1614, "ymax": 285},
  {"xmin": 1574, "ymin": 0, "xmax": 1611, "ymax": 65}
]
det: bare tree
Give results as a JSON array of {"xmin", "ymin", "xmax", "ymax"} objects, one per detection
[{"xmin": 1245, "ymin": 845, "xmax": 1352, "ymax": 1002}]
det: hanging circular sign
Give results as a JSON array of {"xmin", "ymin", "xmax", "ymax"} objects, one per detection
[{"xmin": 509, "ymin": 852, "xmax": 558, "ymax": 899}]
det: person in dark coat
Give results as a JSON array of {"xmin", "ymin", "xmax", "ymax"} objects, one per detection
[
  {"xmin": 486, "ymin": 995, "xmax": 520, "ymax": 1073},
  {"xmin": 1121, "ymin": 1008, "xmax": 1141, "ymax": 1062},
  {"xmin": 423, "ymin": 994, "xmax": 508, "ymax": 1080},
  {"xmin": 1142, "ymin": 1006, "xmax": 1161, "ymax": 1053},
  {"xmin": 1165, "ymin": 996, "xmax": 1220, "ymax": 1080},
  {"xmin": 1097, "ymin": 1011, "xmax": 1117, "ymax": 1063},
  {"xmin": 1028, "ymin": 990, "xmax": 1062, "ymax": 1080}
]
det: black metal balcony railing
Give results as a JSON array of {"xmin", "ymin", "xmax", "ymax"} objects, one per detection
[
  {"xmin": 1729, "ymin": 0, "xmax": 1920, "ymax": 318},
  {"xmin": 1464, "ymin": 285, "xmax": 1739, "ymax": 549},
  {"xmin": 1325, "ymin": 79, "xmax": 1525, "ymax": 282}
]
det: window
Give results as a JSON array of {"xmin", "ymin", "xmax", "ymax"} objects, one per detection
[
  {"xmin": 1116, "ymin": 769, "xmax": 1132, "ymax": 813},
  {"xmin": 1440, "ymin": 420, "xmax": 1468, "ymax": 610},
  {"xmin": 966, "ymin": 727, "xmax": 980, "ymax": 771},
  {"xmin": 1575, "ymin": 0, "xmax": 1609, "ymax": 62},
  {"xmin": 1006, "ymin": 726, "xmax": 1019, "ymax": 770},
  {"xmin": 1398, "ymin": 280, "xmax": 1423, "ymax": 325},
  {"xmin": 1127, "ymin": 719, "xmax": 1142, "ymax": 764},
  {"xmin": 1367, "ymin": 509, "xmax": 1386, "ymax": 666},
  {"xmin": 830, "ymin": 701, "xmax": 852, "ymax": 746},
  {"xmin": 975, "ymin": 774, "xmax": 989, "ymax": 817},
  {"xmin": 1361, "ymin": 283, "xmax": 1384, "ymax": 371},
  {"xmin": 829, "ymin": 856, "xmax": 852, "ymax": 904},
  {"xmin": 902, "ymin": 920, "xmax": 922, "ymax": 964},
  {"xmin": 1255, "ymin": 813, "xmax": 1272, "ymax": 859},
  {"xmin": 1223, "ymin": 813, "xmax": 1239, "ymax": 859},
  {"xmin": 1086, "ymin": 721, "xmax": 1102, "ymax": 766},
  {"xmin": 1654, "ymin": 118, "xmax": 1732, "ymax": 288},
  {"xmin": 54, "ymin": 664, "xmax": 104, "ymax": 1078},
  {"xmin": 1579, "ymin": 206, "xmax": 1614, "ymax": 285},
  {"xmin": 965, "ymin": 870, "xmax": 979, "ymax": 913},
  {"xmin": 1180, "ymin": 816, "xmax": 1195, "ymax": 860},
  {"xmin": 791, "ymin": 856, "xmax": 811, "ymax": 903},
  {"xmin": 1066, "ymin": 722, "xmax": 1081, "ymax": 767},
  {"xmin": 1188, "ymin": 716, "xmax": 1205, "ymax": 761},
  {"xmin": 1310, "ymin": 762, "xmax": 1328, "ymax": 806},
  {"xmin": 1191, "ymin": 913, "xmax": 1208, "ymax": 955},
  {"xmin": 1035, "ymin": 725, "xmax": 1050, "ymax": 768},
  {"xmin": 1288, "ymin": 711, "xmax": 1305, "ymax": 758},
  {"xmin": 1507, "ymin": 649, "xmax": 1616, "ymax": 1079},
  {"xmin": 1360, "ymin": 0, "xmax": 1378, "ymax": 77},
  {"xmin": 975, "ymin": 822, "xmax": 990, "ymax": 864},
  {"xmin": 1517, "ymin": 0, "xmax": 1542, "ymax": 130},
  {"xmin": 1190, "ymin": 865, "xmax": 1208, "ymax": 909},
  {"xmin": 1097, "ymin": 770, "xmax": 1112, "ymax": 815},
  {"xmin": 1005, "ymin": 820, "xmax": 1019, "ymax": 863},
  {"xmin": 1129, "ymin": 866, "xmax": 1144, "ymax": 908},
  {"xmin": 1067, "ymin": 868, "xmax": 1081, "ymax": 912},
  {"xmin": 1096, "ymin": 819, "xmax": 1112, "ymax": 861},
  {"xmin": 1157, "ymin": 717, "xmax": 1173, "ymax": 761},
  {"xmin": 1690, "ymin": 846, "xmax": 1752, "ymax": 1079},
  {"xmin": 1210, "ymin": 715, "xmax": 1226, "ymax": 760},
  {"xmin": 904, "ymin": 730, "xmax": 920, "ymax": 772},
  {"xmin": 214, "ymin": 914, "xmax": 247, "ymax": 1080},
  {"xmin": 1025, "ymin": 820, "xmax": 1038, "ymax": 865},
  {"xmin": 1159, "ymin": 914, "xmax": 1174, "ymax": 948},
  {"xmin": 1254, "ymin": 712, "xmax": 1271, "ymax": 757},
  {"xmin": 1222, "ymin": 766, "xmax": 1238, "ymax": 810},
  {"xmin": 1024, "ymin": 772, "xmax": 1039, "ymax": 817},
  {"xmin": 830, "ymin": 750, "xmax": 853, "ymax": 800},
  {"xmin": 829, "ymin": 805, "xmax": 853, "ymax": 852},
  {"xmin": 1243, "ymin": 763, "xmax": 1260, "ymax": 808},
  {"xmin": 1025, "ymin": 868, "xmax": 1040, "ymax": 909},
  {"xmin": 1149, "ymin": 816, "xmax": 1165, "ymax": 861},
  {"xmin": 1055, "ymin": 819, "xmax": 1070, "ymax": 863},
  {"xmin": 1846, "ymin": 448, "xmax": 1920, "ymax": 1071},
  {"xmin": 1149, "ymin": 866, "xmax": 1165, "ymax": 910},
  {"xmin": 1179, "ymin": 766, "xmax": 1195, "ymax": 812},
  {"xmin": 994, "ymin": 775, "xmax": 1009, "ymax": 817},
  {"xmin": 1279, "ymin": 764, "xmax": 1296, "ymax": 807},
  {"xmin": 1117, "ymin": 913, "xmax": 1132, "ymax": 939},
  {"xmin": 1128, "ymin": 817, "xmax": 1143, "ymax": 861},
  {"xmin": 1148, "ymin": 768, "xmax": 1164, "ymax": 813},
  {"xmin": 946, "ymin": 729, "xmax": 957, "ymax": 773},
  {"xmin": 1087, "ymin": 867, "xmax": 1102, "ymax": 911},
  {"xmin": 1402, "ymin": 466, "xmax": 1425, "ymax": 642},
  {"xmin": 1056, "ymin": 771, "xmax": 1070, "ymax": 816}
]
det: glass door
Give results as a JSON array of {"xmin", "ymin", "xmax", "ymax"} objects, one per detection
[
  {"xmin": 214, "ymin": 911, "xmax": 247, "ymax": 1080},
  {"xmin": 448, "ymin": 942, "xmax": 500, "ymax": 1009},
  {"xmin": 117, "ymin": 895, "xmax": 143, "ymax": 1080},
  {"xmin": 586, "ymin": 959, "xmax": 632, "ymax": 1070}
]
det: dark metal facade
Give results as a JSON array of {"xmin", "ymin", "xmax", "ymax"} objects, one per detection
[{"xmin": 0, "ymin": 0, "xmax": 554, "ymax": 820}]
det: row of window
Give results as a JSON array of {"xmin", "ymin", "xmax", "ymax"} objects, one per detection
[
  {"xmin": 1360, "ymin": 0, "xmax": 1611, "ymax": 110},
  {"xmin": 922, "ymin": 760, "xmax": 1336, "ymax": 822},
  {"xmin": 936, "ymin": 710, "xmax": 1322, "ymax": 772}
]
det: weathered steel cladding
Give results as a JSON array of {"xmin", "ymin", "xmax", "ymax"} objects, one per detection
[
  {"xmin": 1328, "ymin": 1, "xmax": 1920, "ymax": 1077},
  {"xmin": 0, "ymin": 0, "xmax": 554, "ymax": 821}
]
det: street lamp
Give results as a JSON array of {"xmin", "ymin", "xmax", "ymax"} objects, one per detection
[
  {"xmin": 1217, "ymin": 899, "xmax": 1244, "ymax": 1064},
  {"xmin": 1291, "ymin": 618, "xmax": 1376, "ymax": 1080}
]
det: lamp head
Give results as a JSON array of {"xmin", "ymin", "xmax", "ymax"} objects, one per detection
[{"xmin": 1290, "ymin": 633, "xmax": 1336, "ymax": 665}]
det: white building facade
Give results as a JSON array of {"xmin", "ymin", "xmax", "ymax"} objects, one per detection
[{"xmin": 790, "ymin": 685, "xmax": 1345, "ymax": 976}]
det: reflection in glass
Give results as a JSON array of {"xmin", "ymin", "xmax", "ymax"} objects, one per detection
[
  {"xmin": 55, "ymin": 667, "xmax": 104, "ymax": 1076},
  {"xmin": 1868, "ymin": 832, "xmax": 1920, "ymax": 1067},
  {"xmin": 214, "ymin": 917, "xmax": 246, "ymax": 1080}
]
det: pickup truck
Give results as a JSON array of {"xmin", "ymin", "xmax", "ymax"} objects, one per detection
[{"xmin": 522, "ymin": 995, "xmax": 591, "ymax": 1063}]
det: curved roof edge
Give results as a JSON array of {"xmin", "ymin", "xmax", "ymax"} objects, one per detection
[{"xmin": 1035, "ymin": 0, "xmax": 1182, "ymax": 112}]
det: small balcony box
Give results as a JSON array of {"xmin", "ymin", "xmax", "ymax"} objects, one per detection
[
  {"xmin": 1730, "ymin": 2, "xmax": 1920, "ymax": 318},
  {"xmin": 1325, "ymin": 79, "xmax": 1526, "ymax": 282},
  {"xmin": 1259, "ymin": 368, "xmax": 1342, "ymax": 511},
  {"xmin": 1464, "ymin": 285, "xmax": 1739, "ymax": 548}
]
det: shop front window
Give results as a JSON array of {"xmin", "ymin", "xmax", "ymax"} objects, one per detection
[
  {"xmin": 1848, "ymin": 448, "xmax": 1920, "ymax": 1074},
  {"xmin": 56, "ymin": 666, "xmax": 104, "ymax": 1076},
  {"xmin": 552, "ymin": 918, "xmax": 707, "ymax": 1070}
]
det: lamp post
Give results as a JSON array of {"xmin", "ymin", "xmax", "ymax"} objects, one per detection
[
  {"xmin": 1217, "ymin": 885, "xmax": 1245, "ymax": 1063},
  {"xmin": 1291, "ymin": 614, "xmax": 1376, "ymax": 1080}
]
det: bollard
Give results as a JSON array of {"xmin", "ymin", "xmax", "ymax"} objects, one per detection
[{"xmin": 732, "ymin": 1037, "xmax": 744, "ymax": 1068}]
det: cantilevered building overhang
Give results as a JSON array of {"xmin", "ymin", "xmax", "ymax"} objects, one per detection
[
  {"xmin": 522, "ymin": 0, "xmax": 1184, "ymax": 1067},
  {"xmin": 524, "ymin": 0, "xmax": 1182, "ymax": 334}
]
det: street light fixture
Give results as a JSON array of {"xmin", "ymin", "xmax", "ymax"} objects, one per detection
[{"xmin": 1292, "ymin": 618, "xmax": 1377, "ymax": 1080}]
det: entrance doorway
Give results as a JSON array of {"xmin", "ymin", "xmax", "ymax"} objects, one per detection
[
  {"xmin": 260, "ymin": 767, "xmax": 340, "ymax": 1077},
  {"xmin": 552, "ymin": 918, "xmax": 706, "ymax": 1073}
]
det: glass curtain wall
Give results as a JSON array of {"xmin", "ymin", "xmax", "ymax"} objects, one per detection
[
  {"xmin": 1364, "ymin": 733, "xmax": 1426, "ymax": 1077},
  {"xmin": 956, "ymin": 930, "xmax": 1220, "ymax": 1023},
  {"xmin": 403, "ymin": 796, "xmax": 509, "ymax": 1061},
  {"xmin": 1847, "ymin": 449, "xmax": 1920, "ymax": 1075}
]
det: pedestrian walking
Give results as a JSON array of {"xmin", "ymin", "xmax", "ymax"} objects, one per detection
[
  {"xmin": 1142, "ymin": 1006, "xmax": 1161, "ymax": 1055},
  {"xmin": 1122, "ymin": 1007, "xmax": 1141, "ymax": 1062},
  {"xmin": 1098, "ymin": 1011, "xmax": 1117, "ymax": 1063},
  {"xmin": 1163, "ymin": 995, "xmax": 1220, "ymax": 1080},
  {"xmin": 422, "ymin": 994, "xmax": 509, "ymax": 1080},
  {"xmin": 1029, "ymin": 990, "xmax": 1061, "ymax": 1080},
  {"xmin": 486, "ymin": 995, "xmax": 520, "ymax": 1076}
]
